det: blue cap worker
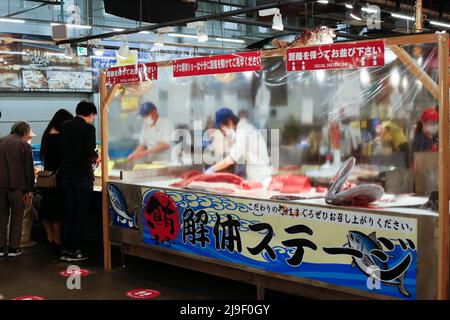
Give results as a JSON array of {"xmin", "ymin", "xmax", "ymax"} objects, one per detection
[
  {"xmin": 128, "ymin": 102, "xmax": 175, "ymax": 163},
  {"xmin": 205, "ymin": 108, "xmax": 273, "ymax": 182}
]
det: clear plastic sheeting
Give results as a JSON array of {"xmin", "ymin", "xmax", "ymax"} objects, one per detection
[{"xmin": 105, "ymin": 43, "xmax": 439, "ymax": 210}]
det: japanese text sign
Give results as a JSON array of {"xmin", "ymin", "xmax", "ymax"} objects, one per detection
[
  {"xmin": 105, "ymin": 62, "xmax": 157, "ymax": 85},
  {"xmin": 287, "ymin": 40, "xmax": 385, "ymax": 72},
  {"xmin": 138, "ymin": 186, "xmax": 417, "ymax": 300},
  {"xmin": 173, "ymin": 51, "xmax": 262, "ymax": 77}
]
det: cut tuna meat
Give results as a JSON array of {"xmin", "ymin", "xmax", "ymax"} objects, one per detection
[
  {"xmin": 185, "ymin": 181, "xmax": 237, "ymax": 194},
  {"xmin": 268, "ymin": 175, "xmax": 311, "ymax": 193},
  {"xmin": 239, "ymin": 181, "xmax": 264, "ymax": 190},
  {"xmin": 171, "ymin": 172, "xmax": 244, "ymax": 188},
  {"xmin": 181, "ymin": 170, "xmax": 202, "ymax": 179}
]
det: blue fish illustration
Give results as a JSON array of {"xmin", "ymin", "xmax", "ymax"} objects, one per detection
[
  {"xmin": 108, "ymin": 184, "xmax": 138, "ymax": 229},
  {"xmin": 346, "ymin": 231, "xmax": 412, "ymax": 297}
]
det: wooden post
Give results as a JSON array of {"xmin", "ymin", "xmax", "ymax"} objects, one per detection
[
  {"xmin": 389, "ymin": 44, "xmax": 439, "ymax": 100},
  {"xmin": 100, "ymin": 71, "xmax": 112, "ymax": 271},
  {"xmin": 437, "ymin": 33, "xmax": 449, "ymax": 300},
  {"xmin": 415, "ymin": 0, "xmax": 423, "ymax": 33}
]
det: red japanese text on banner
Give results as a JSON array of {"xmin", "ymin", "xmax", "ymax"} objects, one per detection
[
  {"xmin": 286, "ymin": 40, "xmax": 385, "ymax": 72},
  {"xmin": 173, "ymin": 51, "xmax": 262, "ymax": 77},
  {"xmin": 106, "ymin": 63, "xmax": 158, "ymax": 85}
]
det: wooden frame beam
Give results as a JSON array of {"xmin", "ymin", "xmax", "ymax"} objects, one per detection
[
  {"xmin": 437, "ymin": 33, "xmax": 449, "ymax": 300},
  {"xmin": 389, "ymin": 44, "xmax": 439, "ymax": 100}
]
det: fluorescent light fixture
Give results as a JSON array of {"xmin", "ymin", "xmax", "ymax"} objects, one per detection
[
  {"xmin": 167, "ymin": 33, "xmax": 198, "ymax": 39},
  {"xmin": 0, "ymin": 51, "xmax": 26, "ymax": 55},
  {"xmin": 350, "ymin": 13, "xmax": 363, "ymax": 21},
  {"xmin": 391, "ymin": 13, "xmax": 415, "ymax": 21},
  {"xmin": 0, "ymin": 18, "xmax": 25, "ymax": 24},
  {"xmin": 361, "ymin": 7, "xmax": 379, "ymax": 14},
  {"xmin": 430, "ymin": 20, "xmax": 450, "ymax": 28},
  {"xmin": 317, "ymin": 0, "xmax": 329, "ymax": 4},
  {"xmin": 215, "ymin": 37, "xmax": 245, "ymax": 43},
  {"xmin": 139, "ymin": 31, "xmax": 150, "ymax": 34},
  {"xmin": 345, "ymin": 4, "xmax": 354, "ymax": 9},
  {"xmin": 113, "ymin": 28, "xmax": 125, "ymax": 31},
  {"xmin": 259, "ymin": 8, "xmax": 280, "ymax": 17},
  {"xmin": 272, "ymin": 12, "xmax": 284, "ymax": 31},
  {"xmin": 51, "ymin": 23, "xmax": 92, "ymax": 29}
]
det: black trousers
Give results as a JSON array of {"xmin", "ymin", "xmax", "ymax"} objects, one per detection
[
  {"xmin": 0, "ymin": 189, "xmax": 25, "ymax": 249},
  {"xmin": 60, "ymin": 177, "xmax": 93, "ymax": 252}
]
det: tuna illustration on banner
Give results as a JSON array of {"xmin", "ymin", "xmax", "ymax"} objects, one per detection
[
  {"xmin": 323, "ymin": 231, "xmax": 414, "ymax": 297},
  {"xmin": 107, "ymin": 184, "xmax": 139, "ymax": 229}
]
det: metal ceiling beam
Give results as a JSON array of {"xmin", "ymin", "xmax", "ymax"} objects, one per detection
[{"xmin": 55, "ymin": 0, "xmax": 307, "ymax": 45}]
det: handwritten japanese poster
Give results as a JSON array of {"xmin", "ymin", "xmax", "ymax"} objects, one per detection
[
  {"xmin": 139, "ymin": 187, "xmax": 417, "ymax": 299},
  {"xmin": 105, "ymin": 62, "xmax": 158, "ymax": 85},
  {"xmin": 286, "ymin": 40, "xmax": 385, "ymax": 72},
  {"xmin": 173, "ymin": 51, "xmax": 262, "ymax": 77}
]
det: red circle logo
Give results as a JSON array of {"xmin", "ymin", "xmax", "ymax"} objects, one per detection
[
  {"xmin": 59, "ymin": 269, "xmax": 90, "ymax": 277},
  {"xmin": 12, "ymin": 296, "xmax": 44, "ymax": 300},
  {"xmin": 126, "ymin": 289, "xmax": 161, "ymax": 299},
  {"xmin": 143, "ymin": 192, "xmax": 180, "ymax": 242}
]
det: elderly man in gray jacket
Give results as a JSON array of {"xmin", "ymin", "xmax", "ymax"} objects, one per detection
[{"xmin": 0, "ymin": 122, "xmax": 35, "ymax": 257}]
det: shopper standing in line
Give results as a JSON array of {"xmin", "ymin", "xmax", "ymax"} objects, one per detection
[
  {"xmin": 39, "ymin": 109, "xmax": 74, "ymax": 255},
  {"xmin": 0, "ymin": 122, "xmax": 35, "ymax": 257},
  {"xmin": 59, "ymin": 101, "xmax": 100, "ymax": 262}
]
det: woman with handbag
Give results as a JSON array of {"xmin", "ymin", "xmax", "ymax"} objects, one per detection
[{"xmin": 38, "ymin": 109, "xmax": 73, "ymax": 254}]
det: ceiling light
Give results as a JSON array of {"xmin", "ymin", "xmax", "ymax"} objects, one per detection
[
  {"xmin": 361, "ymin": 7, "xmax": 378, "ymax": 14},
  {"xmin": 51, "ymin": 23, "xmax": 92, "ymax": 29},
  {"xmin": 317, "ymin": 0, "xmax": 329, "ymax": 4},
  {"xmin": 155, "ymin": 33, "xmax": 164, "ymax": 47},
  {"xmin": 350, "ymin": 13, "xmax": 363, "ymax": 21},
  {"xmin": 117, "ymin": 41, "xmax": 129, "ymax": 59},
  {"xmin": 94, "ymin": 47, "xmax": 104, "ymax": 56},
  {"xmin": 391, "ymin": 13, "xmax": 415, "ymax": 21},
  {"xmin": 0, "ymin": 51, "xmax": 26, "ymax": 55},
  {"xmin": 113, "ymin": 28, "xmax": 125, "ymax": 31},
  {"xmin": 167, "ymin": 33, "xmax": 198, "ymax": 39},
  {"xmin": 139, "ymin": 31, "xmax": 150, "ymax": 34},
  {"xmin": 259, "ymin": 8, "xmax": 280, "ymax": 17},
  {"xmin": 345, "ymin": 4, "xmax": 354, "ymax": 9},
  {"xmin": 215, "ymin": 37, "xmax": 245, "ymax": 44},
  {"xmin": 272, "ymin": 12, "xmax": 284, "ymax": 31},
  {"xmin": 430, "ymin": 20, "xmax": 450, "ymax": 28},
  {"xmin": 0, "ymin": 18, "xmax": 25, "ymax": 24}
]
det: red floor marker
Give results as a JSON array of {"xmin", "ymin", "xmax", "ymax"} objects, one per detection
[
  {"xmin": 126, "ymin": 289, "xmax": 161, "ymax": 299},
  {"xmin": 12, "ymin": 296, "xmax": 44, "ymax": 300},
  {"xmin": 59, "ymin": 269, "xmax": 90, "ymax": 277}
]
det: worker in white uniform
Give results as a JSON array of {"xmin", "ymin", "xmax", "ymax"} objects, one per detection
[
  {"xmin": 128, "ymin": 102, "xmax": 174, "ymax": 163},
  {"xmin": 205, "ymin": 108, "xmax": 273, "ymax": 182}
]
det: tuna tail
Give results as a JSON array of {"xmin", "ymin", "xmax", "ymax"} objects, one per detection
[{"xmin": 397, "ymin": 273, "xmax": 411, "ymax": 298}]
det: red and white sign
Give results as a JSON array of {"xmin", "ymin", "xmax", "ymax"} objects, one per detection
[
  {"xmin": 286, "ymin": 40, "xmax": 385, "ymax": 72},
  {"xmin": 106, "ymin": 63, "xmax": 158, "ymax": 85},
  {"xmin": 59, "ymin": 269, "xmax": 90, "ymax": 277},
  {"xmin": 173, "ymin": 51, "xmax": 262, "ymax": 77},
  {"xmin": 126, "ymin": 289, "xmax": 161, "ymax": 299},
  {"xmin": 12, "ymin": 296, "xmax": 44, "ymax": 300}
]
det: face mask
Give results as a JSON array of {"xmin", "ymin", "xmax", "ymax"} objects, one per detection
[
  {"xmin": 427, "ymin": 124, "xmax": 438, "ymax": 135},
  {"xmin": 144, "ymin": 117, "xmax": 153, "ymax": 125}
]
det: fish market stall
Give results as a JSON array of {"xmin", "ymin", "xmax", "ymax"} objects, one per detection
[{"xmin": 99, "ymin": 33, "xmax": 449, "ymax": 300}]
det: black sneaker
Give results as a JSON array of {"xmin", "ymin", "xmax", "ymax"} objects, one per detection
[
  {"xmin": 62, "ymin": 250, "xmax": 88, "ymax": 262},
  {"xmin": 0, "ymin": 247, "xmax": 5, "ymax": 257},
  {"xmin": 7, "ymin": 248, "xmax": 22, "ymax": 257}
]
